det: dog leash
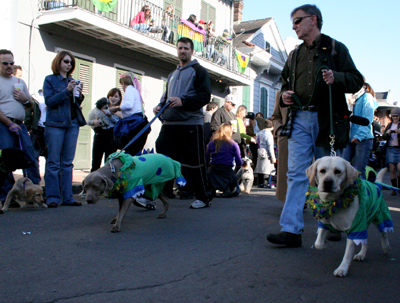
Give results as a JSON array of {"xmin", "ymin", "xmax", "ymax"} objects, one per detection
[
  {"xmin": 108, "ymin": 100, "xmax": 170, "ymax": 173},
  {"xmin": 18, "ymin": 135, "xmax": 28, "ymax": 178}
]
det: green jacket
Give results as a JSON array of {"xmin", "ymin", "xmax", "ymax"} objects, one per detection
[
  {"xmin": 24, "ymin": 99, "xmax": 41, "ymax": 132},
  {"xmin": 280, "ymin": 34, "xmax": 364, "ymax": 148}
]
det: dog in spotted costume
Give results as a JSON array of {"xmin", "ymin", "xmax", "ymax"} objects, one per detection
[{"xmin": 83, "ymin": 152, "xmax": 186, "ymax": 232}]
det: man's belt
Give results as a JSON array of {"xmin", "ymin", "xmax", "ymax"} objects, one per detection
[
  {"xmin": 7, "ymin": 117, "xmax": 23, "ymax": 125},
  {"xmin": 301, "ymin": 105, "xmax": 318, "ymax": 112}
]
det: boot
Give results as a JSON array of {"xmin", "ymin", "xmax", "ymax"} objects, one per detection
[
  {"xmin": 391, "ymin": 179, "xmax": 397, "ymax": 195},
  {"xmin": 257, "ymin": 174, "xmax": 265, "ymax": 188}
]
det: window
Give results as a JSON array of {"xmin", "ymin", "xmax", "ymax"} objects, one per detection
[
  {"xmin": 265, "ymin": 41, "xmax": 271, "ymax": 53},
  {"xmin": 201, "ymin": 1, "xmax": 216, "ymax": 24},
  {"xmin": 260, "ymin": 87, "xmax": 269, "ymax": 117},
  {"xmin": 164, "ymin": 0, "xmax": 182, "ymax": 18},
  {"xmin": 115, "ymin": 68, "xmax": 142, "ymax": 98}
]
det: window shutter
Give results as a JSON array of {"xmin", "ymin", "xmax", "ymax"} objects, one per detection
[
  {"xmin": 209, "ymin": 6, "xmax": 216, "ymax": 24},
  {"xmin": 201, "ymin": 1, "xmax": 208, "ymax": 21},
  {"xmin": 260, "ymin": 87, "xmax": 269, "ymax": 117},
  {"xmin": 116, "ymin": 68, "xmax": 142, "ymax": 98},
  {"xmin": 242, "ymin": 86, "xmax": 250, "ymax": 110}
]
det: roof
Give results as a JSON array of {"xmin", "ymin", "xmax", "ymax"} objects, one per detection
[
  {"xmin": 376, "ymin": 92, "xmax": 388, "ymax": 101},
  {"xmin": 232, "ymin": 18, "xmax": 272, "ymax": 48}
]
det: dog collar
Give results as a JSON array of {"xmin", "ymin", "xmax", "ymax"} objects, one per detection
[{"xmin": 306, "ymin": 178, "xmax": 362, "ymax": 220}]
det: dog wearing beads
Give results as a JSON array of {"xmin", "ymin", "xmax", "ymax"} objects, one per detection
[
  {"xmin": 306, "ymin": 156, "xmax": 393, "ymax": 277},
  {"xmin": 83, "ymin": 152, "xmax": 186, "ymax": 233}
]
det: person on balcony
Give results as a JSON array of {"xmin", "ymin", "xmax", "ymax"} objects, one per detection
[
  {"xmin": 205, "ymin": 21, "xmax": 216, "ymax": 60},
  {"xmin": 187, "ymin": 14, "xmax": 198, "ymax": 26},
  {"xmin": 162, "ymin": 5, "xmax": 174, "ymax": 43},
  {"xmin": 130, "ymin": 5, "xmax": 152, "ymax": 33},
  {"xmin": 213, "ymin": 29, "xmax": 230, "ymax": 66}
]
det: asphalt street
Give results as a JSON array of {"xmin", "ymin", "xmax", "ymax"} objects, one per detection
[{"xmin": 0, "ymin": 185, "xmax": 399, "ymax": 303}]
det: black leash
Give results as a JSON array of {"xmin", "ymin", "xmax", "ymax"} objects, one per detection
[{"xmin": 109, "ymin": 100, "xmax": 170, "ymax": 173}]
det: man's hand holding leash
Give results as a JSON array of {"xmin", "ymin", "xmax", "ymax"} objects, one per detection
[
  {"xmin": 322, "ymin": 69, "xmax": 334, "ymax": 85},
  {"xmin": 282, "ymin": 90, "xmax": 295, "ymax": 105}
]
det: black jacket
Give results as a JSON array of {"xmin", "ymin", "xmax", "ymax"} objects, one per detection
[{"xmin": 280, "ymin": 34, "xmax": 364, "ymax": 148}]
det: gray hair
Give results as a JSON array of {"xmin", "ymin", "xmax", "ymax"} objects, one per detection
[{"xmin": 291, "ymin": 4, "xmax": 323, "ymax": 30}]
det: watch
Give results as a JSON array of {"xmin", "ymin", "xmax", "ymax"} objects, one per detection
[{"xmin": 23, "ymin": 100, "xmax": 30, "ymax": 105}]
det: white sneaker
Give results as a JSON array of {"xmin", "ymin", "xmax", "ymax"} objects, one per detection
[
  {"xmin": 134, "ymin": 197, "xmax": 156, "ymax": 210},
  {"xmin": 190, "ymin": 200, "xmax": 209, "ymax": 209}
]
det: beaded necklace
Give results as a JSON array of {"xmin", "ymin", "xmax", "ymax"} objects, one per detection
[{"xmin": 306, "ymin": 178, "xmax": 362, "ymax": 220}]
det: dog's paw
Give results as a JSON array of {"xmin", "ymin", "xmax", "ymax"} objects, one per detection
[
  {"xmin": 1, "ymin": 208, "xmax": 7, "ymax": 214},
  {"xmin": 333, "ymin": 267, "xmax": 348, "ymax": 277},
  {"xmin": 157, "ymin": 213, "xmax": 167, "ymax": 219},
  {"xmin": 42, "ymin": 203, "xmax": 48, "ymax": 208},
  {"xmin": 110, "ymin": 225, "xmax": 120, "ymax": 233},
  {"xmin": 110, "ymin": 218, "xmax": 117, "ymax": 224},
  {"xmin": 314, "ymin": 241, "xmax": 327, "ymax": 250},
  {"xmin": 0, "ymin": 209, "xmax": 3, "ymax": 214},
  {"xmin": 353, "ymin": 253, "xmax": 366, "ymax": 262}
]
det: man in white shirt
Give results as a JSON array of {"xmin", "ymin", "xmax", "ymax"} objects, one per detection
[{"xmin": 0, "ymin": 49, "xmax": 40, "ymax": 203}]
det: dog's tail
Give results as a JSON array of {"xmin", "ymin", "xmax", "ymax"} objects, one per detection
[
  {"xmin": 376, "ymin": 167, "xmax": 388, "ymax": 183},
  {"xmin": 181, "ymin": 164, "xmax": 204, "ymax": 169}
]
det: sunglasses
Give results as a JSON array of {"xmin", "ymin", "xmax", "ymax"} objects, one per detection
[
  {"xmin": 63, "ymin": 59, "xmax": 72, "ymax": 64},
  {"xmin": 392, "ymin": 115, "xmax": 399, "ymax": 117},
  {"xmin": 292, "ymin": 15, "xmax": 312, "ymax": 25},
  {"xmin": 1, "ymin": 61, "xmax": 15, "ymax": 66}
]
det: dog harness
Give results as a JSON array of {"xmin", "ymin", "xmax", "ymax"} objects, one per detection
[
  {"xmin": 106, "ymin": 152, "xmax": 186, "ymax": 200},
  {"xmin": 307, "ymin": 178, "xmax": 393, "ymax": 245}
]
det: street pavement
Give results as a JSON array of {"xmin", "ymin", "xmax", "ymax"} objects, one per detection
[{"xmin": 1, "ymin": 172, "xmax": 399, "ymax": 303}]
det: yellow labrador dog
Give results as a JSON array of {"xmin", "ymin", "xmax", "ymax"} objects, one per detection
[
  {"xmin": 1, "ymin": 177, "xmax": 45, "ymax": 213},
  {"xmin": 306, "ymin": 156, "xmax": 393, "ymax": 277}
]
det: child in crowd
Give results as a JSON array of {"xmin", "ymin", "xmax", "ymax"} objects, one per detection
[
  {"xmin": 254, "ymin": 119, "xmax": 276, "ymax": 188},
  {"xmin": 206, "ymin": 123, "xmax": 242, "ymax": 197}
]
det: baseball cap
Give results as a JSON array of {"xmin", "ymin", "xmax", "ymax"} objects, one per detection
[
  {"xmin": 225, "ymin": 94, "xmax": 236, "ymax": 105},
  {"xmin": 391, "ymin": 108, "xmax": 400, "ymax": 116}
]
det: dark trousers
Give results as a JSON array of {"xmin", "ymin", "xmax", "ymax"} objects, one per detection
[
  {"xmin": 91, "ymin": 128, "xmax": 118, "ymax": 172},
  {"xmin": 156, "ymin": 124, "xmax": 209, "ymax": 202}
]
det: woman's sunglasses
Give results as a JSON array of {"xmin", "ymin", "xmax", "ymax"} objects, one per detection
[{"xmin": 63, "ymin": 59, "xmax": 72, "ymax": 64}]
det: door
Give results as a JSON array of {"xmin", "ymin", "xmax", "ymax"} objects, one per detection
[{"xmin": 72, "ymin": 58, "xmax": 93, "ymax": 170}]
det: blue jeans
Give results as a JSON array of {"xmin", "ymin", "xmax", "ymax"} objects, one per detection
[
  {"xmin": 280, "ymin": 111, "xmax": 342, "ymax": 234},
  {"xmin": 0, "ymin": 122, "xmax": 40, "ymax": 201},
  {"xmin": 44, "ymin": 119, "xmax": 80, "ymax": 204},
  {"xmin": 206, "ymin": 44, "xmax": 215, "ymax": 60},
  {"xmin": 343, "ymin": 139, "xmax": 373, "ymax": 179},
  {"xmin": 133, "ymin": 23, "xmax": 149, "ymax": 33}
]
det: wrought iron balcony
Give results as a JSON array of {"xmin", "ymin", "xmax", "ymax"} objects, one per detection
[{"xmin": 38, "ymin": 0, "xmax": 252, "ymax": 85}]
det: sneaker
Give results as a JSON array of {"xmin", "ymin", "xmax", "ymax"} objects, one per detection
[
  {"xmin": 134, "ymin": 197, "xmax": 156, "ymax": 210},
  {"xmin": 266, "ymin": 231, "xmax": 302, "ymax": 247},
  {"xmin": 222, "ymin": 189, "xmax": 233, "ymax": 198},
  {"xmin": 190, "ymin": 200, "xmax": 209, "ymax": 209}
]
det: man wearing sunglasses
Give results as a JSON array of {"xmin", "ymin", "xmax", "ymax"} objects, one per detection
[
  {"xmin": 0, "ymin": 49, "xmax": 40, "ymax": 204},
  {"xmin": 267, "ymin": 5, "xmax": 364, "ymax": 247}
]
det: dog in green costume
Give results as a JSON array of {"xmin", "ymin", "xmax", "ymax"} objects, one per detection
[
  {"xmin": 306, "ymin": 156, "xmax": 393, "ymax": 277},
  {"xmin": 83, "ymin": 152, "xmax": 186, "ymax": 232}
]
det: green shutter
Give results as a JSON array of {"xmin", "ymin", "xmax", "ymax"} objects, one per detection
[
  {"xmin": 242, "ymin": 86, "xmax": 250, "ymax": 110},
  {"xmin": 260, "ymin": 87, "xmax": 268, "ymax": 118},
  {"xmin": 72, "ymin": 58, "xmax": 93, "ymax": 170}
]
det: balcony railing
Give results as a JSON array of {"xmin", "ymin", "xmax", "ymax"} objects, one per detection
[{"xmin": 38, "ymin": 0, "xmax": 251, "ymax": 78}]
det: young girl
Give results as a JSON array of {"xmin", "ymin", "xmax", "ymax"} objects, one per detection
[
  {"xmin": 206, "ymin": 123, "xmax": 242, "ymax": 197},
  {"xmin": 254, "ymin": 119, "xmax": 276, "ymax": 188}
]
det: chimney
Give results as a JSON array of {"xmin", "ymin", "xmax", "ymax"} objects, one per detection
[{"xmin": 233, "ymin": 0, "xmax": 244, "ymax": 24}]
